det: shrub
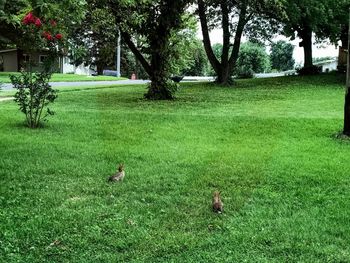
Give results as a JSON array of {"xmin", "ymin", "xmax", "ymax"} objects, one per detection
[
  {"xmin": 270, "ymin": 40, "xmax": 295, "ymax": 72},
  {"xmin": 236, "ymin": 65, "xmax": 255, "ymax": 79},
  {"xmin": 11, "ymin": 71, "xmax": 57, "ymax": 128},
  {"xmin": 235, "ymin": 42, "xmax": 270, "ymax": 79},
  {"xmin": 11, "ymin": 11, "xmax": 63, "ymax": 128}
]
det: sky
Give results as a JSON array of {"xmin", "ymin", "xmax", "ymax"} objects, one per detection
[{"xmin": 198, "ymin": 28, "xmax": 340, "ymax": 65}]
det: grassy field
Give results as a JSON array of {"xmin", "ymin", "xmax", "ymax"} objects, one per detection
[
  {"xmin": 0, "ymin": 74, "xmax": 350, "ymax": 262},
  {"xmin": 0, "ymin": 72, "xmax": 127, "ymax": 83}
]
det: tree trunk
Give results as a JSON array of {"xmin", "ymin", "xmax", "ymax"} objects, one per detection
[
  {"xmin": 97, "ymin": 64, "xmax": 104, "ymax": 75},
  {"xmin": 146, "ymin": 73, "xmax": 173, "ymax": 100},
  {"xmin": 17, "ymin": 49, "xmax": 23, "ymax": 71},
  {"xmin": 341, "ymin": 26, "xmax": 349, "ymax": 48},
  {"xmin": 227, "ymin": 2, "xmax": 247, "ymax": 78},
  {"xmin": 198, "ymin": 0, "xmax": 247, "ymax": 85},
  {"xmin": 121, "ymin": 31, "xmax": 152, "ymax": 76},
  {"xmin": 145, "ymin": 51, "xmax": 173, "ymax": 100},
  {"xmin": 221, "ymin": 0, "xmax": 230, "ymax": 76},
  {"xmin": 198, "ymin": 0, "xmax": 220, "ymax": 75},
  {"xmin": 144, "ymin": 25, "xmax": 173, "ymax": 100},
  {"xmin": 300, "ymin": 27, "xmax": 313, "ymax": 68},
  {"xmin": 343, "ymin": 10, "xmax": 350, "ymax": 136},
  {"xmin": 122, "ymin": 29, "xmax": 174, "ymax": 100},
  {"xmin": 344, "ymin": 91, "xmax": 350, "ymax": 136},
  {"xmin": 216, "ymin": 66, "xmax": 231, "ymax": 85}
]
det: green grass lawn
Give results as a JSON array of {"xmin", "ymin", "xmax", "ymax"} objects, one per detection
[
  {"xmin": 0, "ymin": 72, "xmax": 127, "ymax": 83},
  {"xmin": 1, "ymin": 74, "xmax": 350, "ymax": 262}
]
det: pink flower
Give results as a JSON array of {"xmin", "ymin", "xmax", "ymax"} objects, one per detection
[
  {"xmin": 35, "ymin": 18, "xmax": 42, "ymax": 27},
  {"xmin": 55, "ymin": 33, "xmax": 63, "ymax": 40},
  {"xmin": 50, "ymin": 20, "xmax": 57, "ymax": 27},
  {"xmin": 23, "ymin": 12, "xmax": 36, "ymax": 25},
  {"xmin": 42, "ymin": 31, "xmax": 53, "ymax": 41}
]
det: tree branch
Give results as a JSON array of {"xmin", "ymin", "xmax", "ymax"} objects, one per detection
[
  {"xmin": 198, "ymin": 0, "xmax": 221, "ymax": 74},
  {"xmin": 121, "ymin": 31, "xmax": 152, "ymax": 76},
  {"xmin": 221, "ymin": 0, "xmax": 230, "ymax": 69},
  {"xmin": 228, "ymin": 2, "xmax": 248, "ymax": 73}
]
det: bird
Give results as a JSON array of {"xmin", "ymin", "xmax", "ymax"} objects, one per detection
[
  {"xmin": 212, "ymin": 191, "xmax": 223, "ymax": 213},
  {"xmin": 108, "ymin": 164, "xmax": 125, "ymax": 182}
]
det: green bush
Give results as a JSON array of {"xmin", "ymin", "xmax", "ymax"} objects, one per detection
[
  {"xmin": 11, "ymin": 71, "xmax": 57, "ymax": 128},
  {"xmin": 270, "ymin": 40, "xmax": 295, "ymax": 72},
  {"xmin": 235, "ymin": 42, "xmax": 270, "ymax": 79}
]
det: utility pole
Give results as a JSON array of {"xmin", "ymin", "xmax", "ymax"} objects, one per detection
[
  {"xmin": 343, "ymin": 7, "xmax": 350, "ymax": 135},
  {"xmin": 116, "ymin": 30, "xmax": 121, "ymax": 77}
]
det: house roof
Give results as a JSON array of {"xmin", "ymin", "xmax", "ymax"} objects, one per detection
[
  {"xmin": 0, "ymin": 49, "xmax": 17, "ymax": 54},
  {"xmin": 314, "ymin": 59, "xmax": 338, "ymax": 66}
]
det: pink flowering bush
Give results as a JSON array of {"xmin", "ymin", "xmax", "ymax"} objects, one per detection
[{"xmin": 10, "ymin": 11, "xmax": 64, "ymax": 128}]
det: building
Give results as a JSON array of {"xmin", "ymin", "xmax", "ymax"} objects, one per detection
[
  {"xmin": 314, "ymin": 58, "xmax": 338, "ymax": 73},
  {"xmin": 0, "ymin": 49, "xmax": 23, "ymax": 72},
  {"xmin": 0, "ymin": 49, "xmax": 93, "ymax": 75},
  {"xmin": 59, "ymin": 56, "xmax": 96, "ymax": 75}
]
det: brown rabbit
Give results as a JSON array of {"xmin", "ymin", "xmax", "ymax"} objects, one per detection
[
  {"xmin": 108, "ymin": 164, "xmax": 125, "ymax": 182},
  {"xmin": 212, "ymin": 191, "xmax": 223, "ymax": 213}
]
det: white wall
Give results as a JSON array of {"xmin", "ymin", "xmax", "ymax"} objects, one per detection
[
  {"xmin": 61, "ymin": 57, "xmax": 94, "ymax": 75},
  {"xmin": 320, "ymin": 61, "xmax": 338, "ymax": 73}
]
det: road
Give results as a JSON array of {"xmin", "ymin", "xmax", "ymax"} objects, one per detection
[
  {"xmin": 1, "ymin": 73, "xmax": 294, "ymax": 91},
  {"xmin": 1, "ymin": 79, "xmax": 150, "ymax": 91}
]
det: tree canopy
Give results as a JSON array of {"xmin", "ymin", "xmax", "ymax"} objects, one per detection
[{"xmin": 277, "ymin": 0, "xmax": 349, "ymax": 70}]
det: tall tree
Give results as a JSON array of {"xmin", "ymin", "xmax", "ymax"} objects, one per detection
[
  {"xmin": 278, "ymin": 0, "xmax": 349, "ymax": 71},
  {"xmin": 197, "ymin": 0, "xmax": 280, "ymax": 85},
  {"xmin": 108, "ymin": 0, "xmax": 191, "ymax": 100},
  {"xmin": 316, "ymin": 0, "xmax": 349, "ymax": 46},
  {"xmin": 319, "ymin": 0, "xmax": 350, "ymax": 72}
]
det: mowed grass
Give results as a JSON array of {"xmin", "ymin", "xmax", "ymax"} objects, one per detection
[
  {"xmin": 0, "ymin": 72, "xmax": 127, "ymax": 83},
  {"xmin": 0, "ymin": 74, "xmax": 350, "ymax": 262}
]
